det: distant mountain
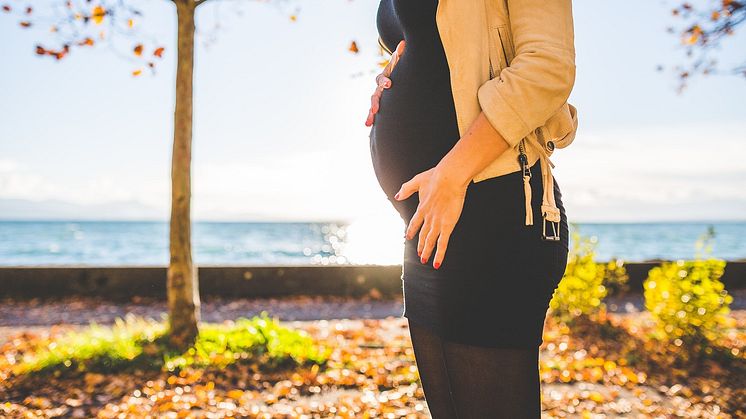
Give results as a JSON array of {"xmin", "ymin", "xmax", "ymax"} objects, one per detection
[{"xmin": 0, "ymin": 198, "xmax": 166, "ymax": 221}]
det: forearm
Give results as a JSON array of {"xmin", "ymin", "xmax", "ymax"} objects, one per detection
[{"xmin": 435, "ymin": 111, "xmax": 512, "ymax": 188}]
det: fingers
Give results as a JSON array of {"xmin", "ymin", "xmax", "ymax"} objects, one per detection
[
  {"xmin": 395, "ymin": 39, "xmax": 406, "ymax": 56},
  {"xmin": 417, "ymin": 217, "xmax": 434, "ymax": 260},
  {"xmin": 365, "ymin": 74, "xmax": 392, "ymax": 126},
  {"xmin": 376, "ymin": 73, "xmax": 392, "ymax": 89},
  {"xmin": 382, "ymin": 40, "xmax": 405, "ymax": 78},
  {"xmin": 365, "ymin": 82, "xmax": 386, "ymax": 127},
  {"xmin": 405, "ymin": 208, "xmax": 424, "ymax": 242},
  {"xmin": 365, "ymin": 108, "xmax": 375, "ymax": 127},
  {"xmin": 366, "ymin": 41, "xmax": 403, "ymax": 126},
  {"xmin": 431, "ymin": 223, "xmax": 454, "ymax": 269},
  {"xmin": 416, "ymin": 218, "xmax": 453, "ymax": 269},
  {"xmin": 398, "ymin": 172, "xmax": 424, "ymax": 240},
  {"xmin": 370, "ymin": 85, "xmax": 383, "ymax": 113},
  {"xmin": 394, "ymin": 174, "xmax": 420, "ymax": 202}
]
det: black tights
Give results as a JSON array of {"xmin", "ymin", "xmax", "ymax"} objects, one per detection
[{"xmin": 408, "ymin": 321, "xmax": 542, "ymax": 419}]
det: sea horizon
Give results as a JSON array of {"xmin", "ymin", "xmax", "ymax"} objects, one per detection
[{"xmin": 1, "ymin": 219, "xmax": 745, "ymax": 266}]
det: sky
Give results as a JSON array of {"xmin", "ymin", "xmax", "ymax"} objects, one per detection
[{"xmin": 1, "ymin": 0, "xmax": 745, "ymax": 224}]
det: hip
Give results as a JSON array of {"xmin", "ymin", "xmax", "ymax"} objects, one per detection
[{"xmin": 402, "ymin": 161, "xmax": 569, "ymax": 273}]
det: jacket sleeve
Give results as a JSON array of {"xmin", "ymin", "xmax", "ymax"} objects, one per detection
[{"xmin": 477, "ymin": 0, "xmax": 576, "ymax": 148}]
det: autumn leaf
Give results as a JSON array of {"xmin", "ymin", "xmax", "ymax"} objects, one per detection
[
  {"xmin": 132, "ymin": 69, "xmax": 142, "ymax": 76},
  {"xmin": 19, "ymin": 21, "xmax": 31, "ymax": 28},
  {"xmin": 2, "ymin": 4, "xmax": 11, "ymax": 12},
  {"xmin": 133, "ymin": 44, "xmax": 143, "ymax": 56},
  {"xmin": 78, "ymin": 38, "xmax": 94, "ymax": 46},
  {"xmin": 127, "ymin": 18, "xmax": 134, "ymax": 28},
  {"xmin": 153, "ymin": 47, "xmax": 165, "ymax": 58},
  {"xmin": 92, "ymin": 5, "xmax": 105, "ymax": 25},
  {"xmin": 349, "ymin": 40, "xmax": 359, "ymax": 54},
  {"xmin": 684, "ymin": 33, "xmax": 699, "ymax": 45}
]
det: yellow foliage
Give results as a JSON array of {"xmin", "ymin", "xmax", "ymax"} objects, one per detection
[
  {"xmin": 643, "ymin": 229, "xmax": 733, "ymax": 345},
  {"xmin": 549, "ymin": 229, "xmax": 626, "ymax": 323}
]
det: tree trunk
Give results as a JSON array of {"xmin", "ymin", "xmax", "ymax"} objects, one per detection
[{"xmin": 167, "ymin": 0, "xmax": 200, "ymax": 350}]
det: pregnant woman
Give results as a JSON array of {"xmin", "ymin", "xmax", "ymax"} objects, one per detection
[{"xmin": 366, "ymin": 0, "xmax": 576, "ymax": 417}]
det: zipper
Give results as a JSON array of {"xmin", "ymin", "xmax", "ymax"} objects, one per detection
[
  {"xmin": 518, "ymin": 139, "xmax": 530, "ymax": 177},
  {"xmin": 518, "ymin": 138, "xmax": 533, "ymax": 226}
]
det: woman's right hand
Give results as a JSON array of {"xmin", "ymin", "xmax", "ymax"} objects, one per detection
[{"xmin": 365, "ymin": 40, "xmax": 406, "ymax": 127}]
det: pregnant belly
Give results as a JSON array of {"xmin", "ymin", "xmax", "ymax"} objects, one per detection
[{"xmin": 368, "ymin": 62, "xmax": 460, "ymax": 202}]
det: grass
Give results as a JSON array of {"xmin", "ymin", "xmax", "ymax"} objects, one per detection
[{"xmin": 11, "ymin": 311, "xmax": 331, "ymax": 376}]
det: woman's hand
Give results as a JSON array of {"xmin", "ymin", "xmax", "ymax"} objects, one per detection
[
  {"xmin": 394, "ymin": 165, "xmax": 470, "ymax": 270},
  {"xmin": 365, "ymin": 40, "xmax": 406, "ymax": 127},
  {"xmin": 391, "ymin": 112, "xmax": 513, "ymax": 270}
]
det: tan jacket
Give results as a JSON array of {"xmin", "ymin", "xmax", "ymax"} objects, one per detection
[{"xmin": 377, "ymin": 0, "xmax": 578, "ymax": 240}]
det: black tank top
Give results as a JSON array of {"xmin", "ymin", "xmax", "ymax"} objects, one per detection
[{"xmin": 369, "ymin": 0, "xmax": 461, "ymax": 219}]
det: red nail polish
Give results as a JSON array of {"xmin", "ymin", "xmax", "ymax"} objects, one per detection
[
  {"xmin": 434, "ymin": 262, "xmax": 440, "ymax": 269},
  {"xmin": 394, "ymin": 192, "xmax": 400, "ymax": 200},
  {"xmin": 421, "ymin": 256, "xmax": 427, "ymax": 264}
]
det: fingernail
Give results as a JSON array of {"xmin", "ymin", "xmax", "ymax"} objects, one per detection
[
  {"xmin": 394, "ymin": 192, "xmax": 400, "ymax": 200},
  {"xmin": 417, "ymin": 249, "xmax": 421, "ymax": 256},
  {"xmin": 434, "ymin": 262, "xmax": 440, "ymax": 269},
  {"xmin": 421, "ymin": 256, "xmax": 427, "ymax": 264}
]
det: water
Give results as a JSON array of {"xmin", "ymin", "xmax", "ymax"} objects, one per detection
[{"xmin": 0, "ymin": 220, "xmax": 744, "ymax": 266}]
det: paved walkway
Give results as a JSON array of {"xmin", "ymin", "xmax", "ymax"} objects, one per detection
[{"xmin": 1, "ymin": 290, "xmax": 744, "ymax": 343}]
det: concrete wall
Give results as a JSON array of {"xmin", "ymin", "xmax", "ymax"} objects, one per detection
[{"xmin": 0, "ymin": 262, "xmax": 744, "ymax": 300}]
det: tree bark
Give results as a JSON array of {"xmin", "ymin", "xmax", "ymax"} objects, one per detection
[{"xmin": 167, "ymin": 0, "xmax": 200, "ymax": 350}]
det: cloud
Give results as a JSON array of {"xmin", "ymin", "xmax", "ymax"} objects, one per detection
[
  {"xmin": 0, "ymin": 159, "xmax": 165, "ymax": 216},
  {"xmin": 550, "ymin": 121, "xmax": 746, "ymax": 221},
  {"xmin": 1, "ymin": 119, "xmax": 744, "ymax": 222}
]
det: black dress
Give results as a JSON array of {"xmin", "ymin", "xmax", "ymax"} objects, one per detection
[{"xmin": 369, "ymin": 0, "xmax": 570, "ymax": 349}]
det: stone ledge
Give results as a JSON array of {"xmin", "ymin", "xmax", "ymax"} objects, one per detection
[{"xmin": 0, "ymin": 261, "xmax": 743, "ymax": 300}]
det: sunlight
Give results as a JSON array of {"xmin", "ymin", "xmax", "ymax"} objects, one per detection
[{"xmin": 341, "ymin": 213, "xmax": 405, "ymax": 265}]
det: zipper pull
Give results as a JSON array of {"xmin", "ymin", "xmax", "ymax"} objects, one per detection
[
  {"xmin": 517, "ymin": 140, "xmax": 531, "ymax": 178},
  {"xmin": 517, "ymin": 139, "xmax": 533, "ymax": 226}
]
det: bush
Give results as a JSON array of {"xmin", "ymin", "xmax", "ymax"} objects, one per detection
[
  {"xmin": 643, "ymin": 227, "xmax": 734, "ymax": 346},
  {"xmin": 602, "ymin": 257, "xmax": 630, "ymax": 296},
  {"xmin": 12, "ymin": 312, "xmax": 330, "ymax": 376},
  {"xmin": 549, "ymin": 227, "xmax": 623, "ymax": 323}
]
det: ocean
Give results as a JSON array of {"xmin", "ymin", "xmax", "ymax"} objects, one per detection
[{"xmin": 0, "ymin": 220, "xmax": 744, "ymax": 266}]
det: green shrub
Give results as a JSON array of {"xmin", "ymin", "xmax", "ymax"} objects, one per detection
[
  {"xmin": 549, "ymin": 228, "xmax": 616, "ymax": 323},
  {"xmin": 14, "ymin": 311, "xmax": 330, "ymax": 376},
  {"xmin": 643, "ymin": 227, "xmax": 734, "ymax": 346}
]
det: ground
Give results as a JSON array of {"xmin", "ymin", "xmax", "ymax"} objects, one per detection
[{"xmin": 1, "ymin": 291, "xmax": 744, "ymax": 418}]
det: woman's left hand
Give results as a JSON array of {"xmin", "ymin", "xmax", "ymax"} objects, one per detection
[{"xmin": 394, "ymin": 166, "xmax": 469, "ymax": 270}]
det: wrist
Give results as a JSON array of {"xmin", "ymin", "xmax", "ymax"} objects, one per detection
[{"xmin": 435, "ymin": 155, "xmax": 472, "ymax": 190}]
